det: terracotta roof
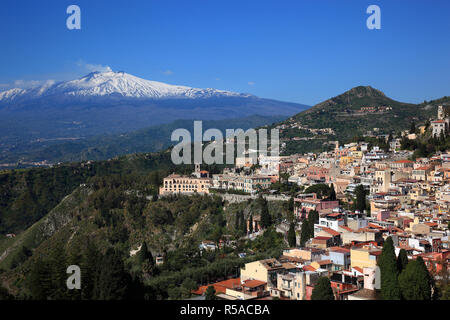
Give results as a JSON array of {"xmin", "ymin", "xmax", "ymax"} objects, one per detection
[
  {"xmin": 329, "ymin": 246, "xmax": 350, "ymax": 253},
  {"xmin": 191, "ymin": 278, "xmax": 241, "ymax": 295},
  {"xmin": 243, "ymin": 279, "xmax": 266, "ymax": 288},
  {"xmin": 339, "ymin": 226, "xmax": 354, "ymax": 232},
  {"xmin": 313, "ymin": 236, "xmax": 332, "ymax": 241},
  {"xmin": 320, "ymin": 226, "xmax": 341, "ymax": 236},
  {"xmin": 303, "ymin": 265, "xmax": 316, "ymax": 271},
  {"xmin": 352, "ymin": 266, "xmax": 364, "ymax": 274},
  {"xmin": 316, "ymin": 259, "xmax": 332, "ymax": 265}
]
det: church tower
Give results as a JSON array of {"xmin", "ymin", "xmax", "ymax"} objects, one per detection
[{"xmin": 438, "ymin": 105, "xmax": 444, "ymax": 120}]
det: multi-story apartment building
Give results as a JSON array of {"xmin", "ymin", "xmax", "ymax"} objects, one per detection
[{"xmin": 159, "ymin": 174, "xmax": 211, "ymax": 195}]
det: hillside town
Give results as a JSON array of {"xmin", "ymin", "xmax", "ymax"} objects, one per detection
[{"xmin": 160, "ymin": 106, "xmax": 450, "ymax": 300}]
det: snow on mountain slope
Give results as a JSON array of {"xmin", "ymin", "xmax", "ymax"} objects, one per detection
[{"xmin": 0, "ymin": 71, "xmax": 252, "ymax": 103}]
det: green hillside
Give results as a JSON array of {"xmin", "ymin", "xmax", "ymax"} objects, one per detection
[
  {"xmin": 278, "ymin": 86, "xmax": 449, "ymax": 155},
  {"xmin": 0, "ymin": 114, "xmax": 287, "ymax": 166}
]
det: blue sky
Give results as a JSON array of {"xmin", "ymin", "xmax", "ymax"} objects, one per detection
[{"xmin": 0, "ymin": 0, "xmax": 449, "ymax": 105}]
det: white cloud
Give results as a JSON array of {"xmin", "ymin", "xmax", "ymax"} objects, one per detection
[
  {"xmin": 162, "ymin": 70, "xmax": 174, "ymax": 75},
  {"xmin": 12, "ymin": 79, "xmax": 55, "ymax": 89},
  {"xmin": 248, "ymin": 81, "xmax": 255, "ymax": 86},
  {"xmin": 77, "ymin": 61, "xmax": 112, "ymax": 73}
]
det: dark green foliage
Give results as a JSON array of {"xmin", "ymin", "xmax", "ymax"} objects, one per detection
[
  {"xmin": 354, "ymin": 185, "xmax": 367, "ymax": 213},
  {"xmin": 410, "ymin": 121, "xmax": 416, "ymax": 134},
  {"xmin": 10, "ymin": 245, "xmax": 32, "ymax": 269},
  {"xmin": 378, "ymin": 237, "xmax": 401, "ymax": 300},
  {"xmin": 248, "ymin": 214, "xmax": 253, "ymax": 233},
  {"xmin": 397, "ymin": 249, "xmax": 409, "ymax": 273},
  {"xmin": 288, "ymin": 222, "xmax": 296, "ymax": 247},
  {"xmin": 258, "ymin": 196, "xmax": 272, "ymax": 229},
  {"xmin": 251, "ymin": 227, "xmax": 284, "ymax": 255},
  {"xmin": 28, "ymin": 256, "xmax": 52, "ymax": 300},
  {"xmin": 94, "ymin": 249, "xmax": 131, "ymax": 300},
  {"xmin": 329, "ymin": 184, "xmax": 336, "ymax": 201},
  {"xmin": 398, "ymin": 257, "xmax": 432, "ymax": 300},
  {"xmin": 240, "ymin": 212, "xmax": 247, "ymax": 235},
  {"xmin": 311, "ymin": 277, "xmax": 334, "ymax": 300},
  {"xmin": 299, "ymin": 219, "xmax": 310, "ymax": 247},
  {"xmin": 205, "ymin": 285, "xmax": 216, "ymax": 300},
  {"xmin": 0, "ymin": 285, "xmax": 13, "ymax": 300},
  {"xmin": 304, "ymin": 184, "xmax": 334, "ymax": 199},
  {"xmin": 288, "ymin": 196, "xmax": 294, "ymax": 213},
  {"xmin": 138, "ymin": 242, "xmax": 154, "ymax": 266},
  {"xmin": 299, "ymin": 210, "xmax": 318, "ymax": 247}
]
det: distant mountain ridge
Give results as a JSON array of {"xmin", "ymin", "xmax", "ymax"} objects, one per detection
[
  {"xmin": 0, "ymin": 71, "xmax": 252, "ymax": 105},
  {"xmin": 0, "ymin": 71, "xmax": 309, "ymax": 160},
  {"xmin": 0, "ymin": 114, "xmax": 286, "ymax": 166}
]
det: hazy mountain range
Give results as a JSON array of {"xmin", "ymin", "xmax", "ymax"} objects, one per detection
[{"xmin": 0, "ymin": 71, "xmax": 308, "ymax": 165}]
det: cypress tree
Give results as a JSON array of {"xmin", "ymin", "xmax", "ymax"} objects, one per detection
[
  {"xmin": 248, "ymin": 215, "xmax": 253, "ymax": 233},
  {"xmin": 378, "ymin": 237, "xmax": 401, "ymax": 300},
  {"xmin": 234, "ymin": 212, "xmax": 241, "ymax": 231},
  {"xmin": 240, "ymin": 212, "xmax": 247, "ymax": 235},
  {"xmin": 300, "ymin": 219, "xmax": 310, "ymax": 247},
  {"xmin": 311, "ymin": 277, "xmax": 334, "ymax": 300},
  {"xmin": 288, "ymin": 196, "xmax": 294, "ymax": 212},
  {"xmin": 398, "ymin": 257, "xmax": 431, "ymax": 300},
  {"xmin": 397, "ymin": 249, "xmax": 409, "ymax": 273},
  {"xmin": 329, "ymin": 185, "xmax": 336, "ymax": 201},
  {"xmin": 288, "ymin": 222, "xmax": 296, "ymax": 247},
  {"xmin": 260, "ymin": 199, "xmax": 271, "ymax": 228},
  {"xmin": 354, "ymin": 185, "xmax": 367, "ymax": 213}
]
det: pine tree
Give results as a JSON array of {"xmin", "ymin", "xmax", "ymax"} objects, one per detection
[
  {"xmin": 81, "ymin": 240, "xmax": 101, "ymax": 300},
  {"xmin": 94, "ymin": 249, "xmax": 131, "ymax": 300},
  {"xmin": 378, "ymin": 237, "xmax": 401, "ymax": 300},
  {"xmin": 288, "ymin": 222, "xmax": 296, "ymax": 247},
  {"xmin": 48, "ymin": 242, "xmax": 69, "ymax": 300},
  {"xmin": 311, "ymin": 277, "xmax": 334, "ymax": 300},
  {"xmin": 28, "ymin": 256, "xmax": 52, "ymax": 300},
  {"xmin": 397, "ymin": 249, "xmax": 409, "ymax": 273},
  {"xmin": 398, "ymin": 257, "xmax": 431, "ymax": 300}
]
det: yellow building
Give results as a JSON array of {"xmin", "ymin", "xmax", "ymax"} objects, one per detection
[
  {"xmin": 339, "ymin": 156, "xmax": 354, "ymax": 167},
  {"xmin": 351, "ymin": 151, "xmax": 363, "ymax": 159},
  {"xmin": 350, "ymin": 246, "xmax": 381, "ymax": 269},
  {"xmin": 240, "ymin": 259, "xmax": 295, "ymax": 288},
  {"xmin": 159, "ymin": 174, "xmax": 211, "ymax": 195}
]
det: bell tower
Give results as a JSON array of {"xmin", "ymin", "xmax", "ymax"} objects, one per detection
[{"xmin": 438, "ymin": 105, "xmax": 444, "ymax": 120}]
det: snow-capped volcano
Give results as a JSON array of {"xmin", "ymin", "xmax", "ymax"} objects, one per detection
[
  {"xmin": 0, "ymin": 71, "xmax": 251, "ymax": 103},
  {"xmin": 0, "ymin": 70, "xmax": 309, "ymax": 152}
]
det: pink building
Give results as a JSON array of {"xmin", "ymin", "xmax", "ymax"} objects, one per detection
[{"xmin": 294, "ymin": 193, "xmax": 340, "ymax": 218}]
